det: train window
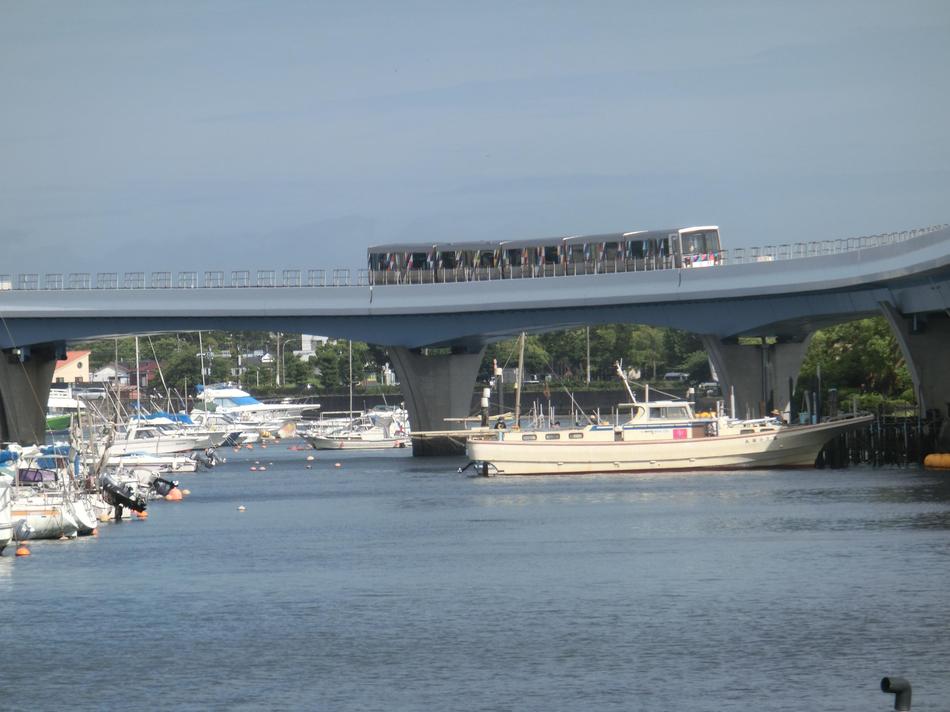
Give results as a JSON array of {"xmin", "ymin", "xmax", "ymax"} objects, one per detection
[
  {"xmin": 506, "ymin": 248, "xmax": 522, "ymax": 266},
  {"xmin": 544, "ymin": 246, "xmax": 559, "ymax": 264},
  {"xmin": 439, "ymin": 252, "xmax": 457, "ymax": 269},
  {"xmin": 409, "ymin": 252, "xmax": 429, "ymax": 269}
]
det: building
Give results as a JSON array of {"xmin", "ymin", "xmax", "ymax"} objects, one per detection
[
  {"xmin": 294, "ymin": 334, "xmax": 329, "ymax": 361},
  {"xmin": 92, "ymin": 362, "xmax": 131, "ymax": 385},
  {"xmin": 53, "ymin": 350, "xmax": 91, "ymax": 384}
]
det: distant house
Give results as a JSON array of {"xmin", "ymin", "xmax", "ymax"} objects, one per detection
[
  {"xmin": 132, "ymin": 359, "xmax": 161, "ymax": 388},
  {"xmin": 53, "ymin": 350, "xmax": 92, "ymax": 384},
  {"xmin": 92, "ymin": 362, "xmax": 131, "ymax": 385}
]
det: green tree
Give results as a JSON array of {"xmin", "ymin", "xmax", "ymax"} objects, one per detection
[{"xmin": 800, "ymin": 317, "xmax": 910, "ymax": 398}]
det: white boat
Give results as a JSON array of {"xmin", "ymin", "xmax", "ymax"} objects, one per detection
[
  {"xmin": 104, "ymin": 422, "xmax": 204, "ymax": 456},
  {"xmin": 104, "ymin": 452, "xmax": 199, "ymax": 473},
  {"xmin": 467, "ymin": 358, "xmax": 875, "ymax": 477},
  {"xmin": 305, "ymin": 413, "xmax": 410, "ymax": 450},
  {"xmin": 6, "ymin": 447, "xmax": 99, "ymax": 538},
  {"xmin": 9, "ymin": 466, "xmax": 80, "ymax": 539},
  {"xmin": 194, "ymin": 383, "xmax": 315, "ymax": 435},
  {"xmin": 188, "ymin": 411, "xmax": 262, "ymax": 445},
  {"xmin": 467, "ymin": 397, "xmax": 873, "ymax": 475}
]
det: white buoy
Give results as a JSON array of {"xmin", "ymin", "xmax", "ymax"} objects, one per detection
[
  {"xmin": 237, "ymin": 505, "xmax": 246, "ymax": 512},
  {"xmin": 306, "ymin": 455, "xmax": 315, "ymax": 461}
]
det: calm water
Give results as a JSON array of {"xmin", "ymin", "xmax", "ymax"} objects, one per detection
[{"xmin": 3, "ymin": 443, "xmax": 949, "ymax": 711}]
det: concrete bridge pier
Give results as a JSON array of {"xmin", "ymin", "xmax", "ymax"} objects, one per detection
[
  {"xmin": 880, "ymin": 304, "xmax": 950, "ymax": 449},
  {"xmin": 388, "ymin": 345, "xmax": 486, "ymax": 456},
  {"xmin": 702, "ymin": 335, "xmax": 813, "ymax": 420},
  {"xmin": 0, "ymin": 343, "xmax": 61, "ymax": 445}
]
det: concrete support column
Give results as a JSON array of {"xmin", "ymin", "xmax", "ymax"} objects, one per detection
[
  {"xmin": 702, "ymin": 335, "xmax": 812, "ymax": 419},
  {"xmin": 388, "ymin": 345, "xmax": 486, "ymax": 455},
  {"xmin": 880, "ymin": 304, "xmax": 950, "ymax": 433},
  {"xmin": 0, "ymin": 343, "xmax": 60, "ymax": 445}
]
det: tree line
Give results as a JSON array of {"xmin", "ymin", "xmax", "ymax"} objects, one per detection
[{"xmin": 75, "ymin": 317, "xmax": 912, "ymax": 405}]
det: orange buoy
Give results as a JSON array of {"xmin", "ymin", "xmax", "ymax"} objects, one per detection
[
  {"xmin": 135, "ymin": 510, "xmax": 148, "ymax": 519},
  {"xmin": 924, "ymin": 453, "xmax": 950, "ymax": 469},
  {"xmin": 92, "ymin": 528, "xmax": 99, "ymax": 536},
  {"xmin": 15, "ymin": 546, "xmax": 31, "ymax": 557},
  {"xmin": 165, "ymin": 489, "xmax": 183, "ymax": 501}
]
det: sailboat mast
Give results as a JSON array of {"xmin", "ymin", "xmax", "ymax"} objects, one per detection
[
  {"xmin": 198, "ymin": 331, "xmax": 207, "ymax": 392},
  {"xmin": 513, "ymin": 332, "xmax": 526, "ymax": 428},
  {"xmin": 348, "ymin": 340, "xmax": 354, "ymax": 416},
  {"xmin": 135, "ymin": 335, "xmax": 141, "ymax": 415}
]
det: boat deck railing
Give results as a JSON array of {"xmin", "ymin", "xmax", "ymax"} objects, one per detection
[{"xmin": 1, "ymin": 224, "xmax": 945, "ymax": 291}]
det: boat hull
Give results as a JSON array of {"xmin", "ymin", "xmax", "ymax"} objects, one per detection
[
  {"xmin": 11, "ymin": 504, "xmax": 79, "ymax": 540},
  {"xmin": 467, "ymin": 417, "xmax": 874, "ymax": 475},
  {"xmin": 305, "ymin": 436, "xmax": 410, "ymax": 451}
]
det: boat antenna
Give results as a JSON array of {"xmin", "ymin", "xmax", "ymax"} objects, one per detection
[{"xmin": 615, "ymin": 361, "xmax": 637, "ymax": 403}]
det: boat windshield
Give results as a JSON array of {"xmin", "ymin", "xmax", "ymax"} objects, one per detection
[{"xmin": 648, "ymin": 406, "xmax": 691, "ymax": 420}]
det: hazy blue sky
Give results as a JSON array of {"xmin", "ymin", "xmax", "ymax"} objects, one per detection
[{"xmin": 2, "ymin": 1, "xmax": 948, "ymax": 273}]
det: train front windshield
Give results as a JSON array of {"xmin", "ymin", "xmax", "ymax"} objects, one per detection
[{"xmin": 679, "ymin": 229, "xmax": 721, "ymax": 255}]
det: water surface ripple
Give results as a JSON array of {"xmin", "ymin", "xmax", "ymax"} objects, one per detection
[{"xmin": 3, "ymin": 445, "xmax": 949, "ymax": 711}]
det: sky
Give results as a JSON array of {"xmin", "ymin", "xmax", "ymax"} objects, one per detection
[{"xmin": 1, "ymin": 0, "xmax": 948, "ymax": 274}]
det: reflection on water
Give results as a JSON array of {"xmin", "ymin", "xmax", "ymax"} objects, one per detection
[{"xmin": 2, "ymin": 448, "xmax": 949, "ymax": 711}]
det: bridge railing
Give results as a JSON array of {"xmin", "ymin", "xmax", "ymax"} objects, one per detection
[{"xmin": 1, "ymin": 224, "xmax": 946, "ymax": 291}]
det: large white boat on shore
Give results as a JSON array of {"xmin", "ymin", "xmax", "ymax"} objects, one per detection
[{"xmin": 466, "ymin": 373, "xmax": 873, "ymax": 476}]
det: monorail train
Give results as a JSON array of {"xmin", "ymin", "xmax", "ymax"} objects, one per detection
[{"xmin": 367, "ymin": 226, "xmax": 721, "ymax": 284}]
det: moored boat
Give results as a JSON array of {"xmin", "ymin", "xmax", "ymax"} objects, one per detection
[
  {"xmin": 466, "ymin": 372, "xmax": 873, "ymax": 475},
  {"xmin": 305, "ymin": 413, "xmax": 409, "ymax": 450}
]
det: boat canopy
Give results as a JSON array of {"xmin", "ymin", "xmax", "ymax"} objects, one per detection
[{"xmin": 17, "ymin": 467, "xmax": 58, "ymax": 483}]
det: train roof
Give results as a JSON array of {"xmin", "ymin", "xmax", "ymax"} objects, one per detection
[{"xmin": 367, "ymin": 226, "xmax": 719, "ymax": 254}]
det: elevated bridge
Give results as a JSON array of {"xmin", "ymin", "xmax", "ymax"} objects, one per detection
[{"xmin": 1, "ymin": 225, "xmax": 948, "ymax": 450}]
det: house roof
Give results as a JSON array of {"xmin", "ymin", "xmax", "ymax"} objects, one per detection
[{"xmin": 55, "ymin": 350, "xmax": 91, "ymax": 369}]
